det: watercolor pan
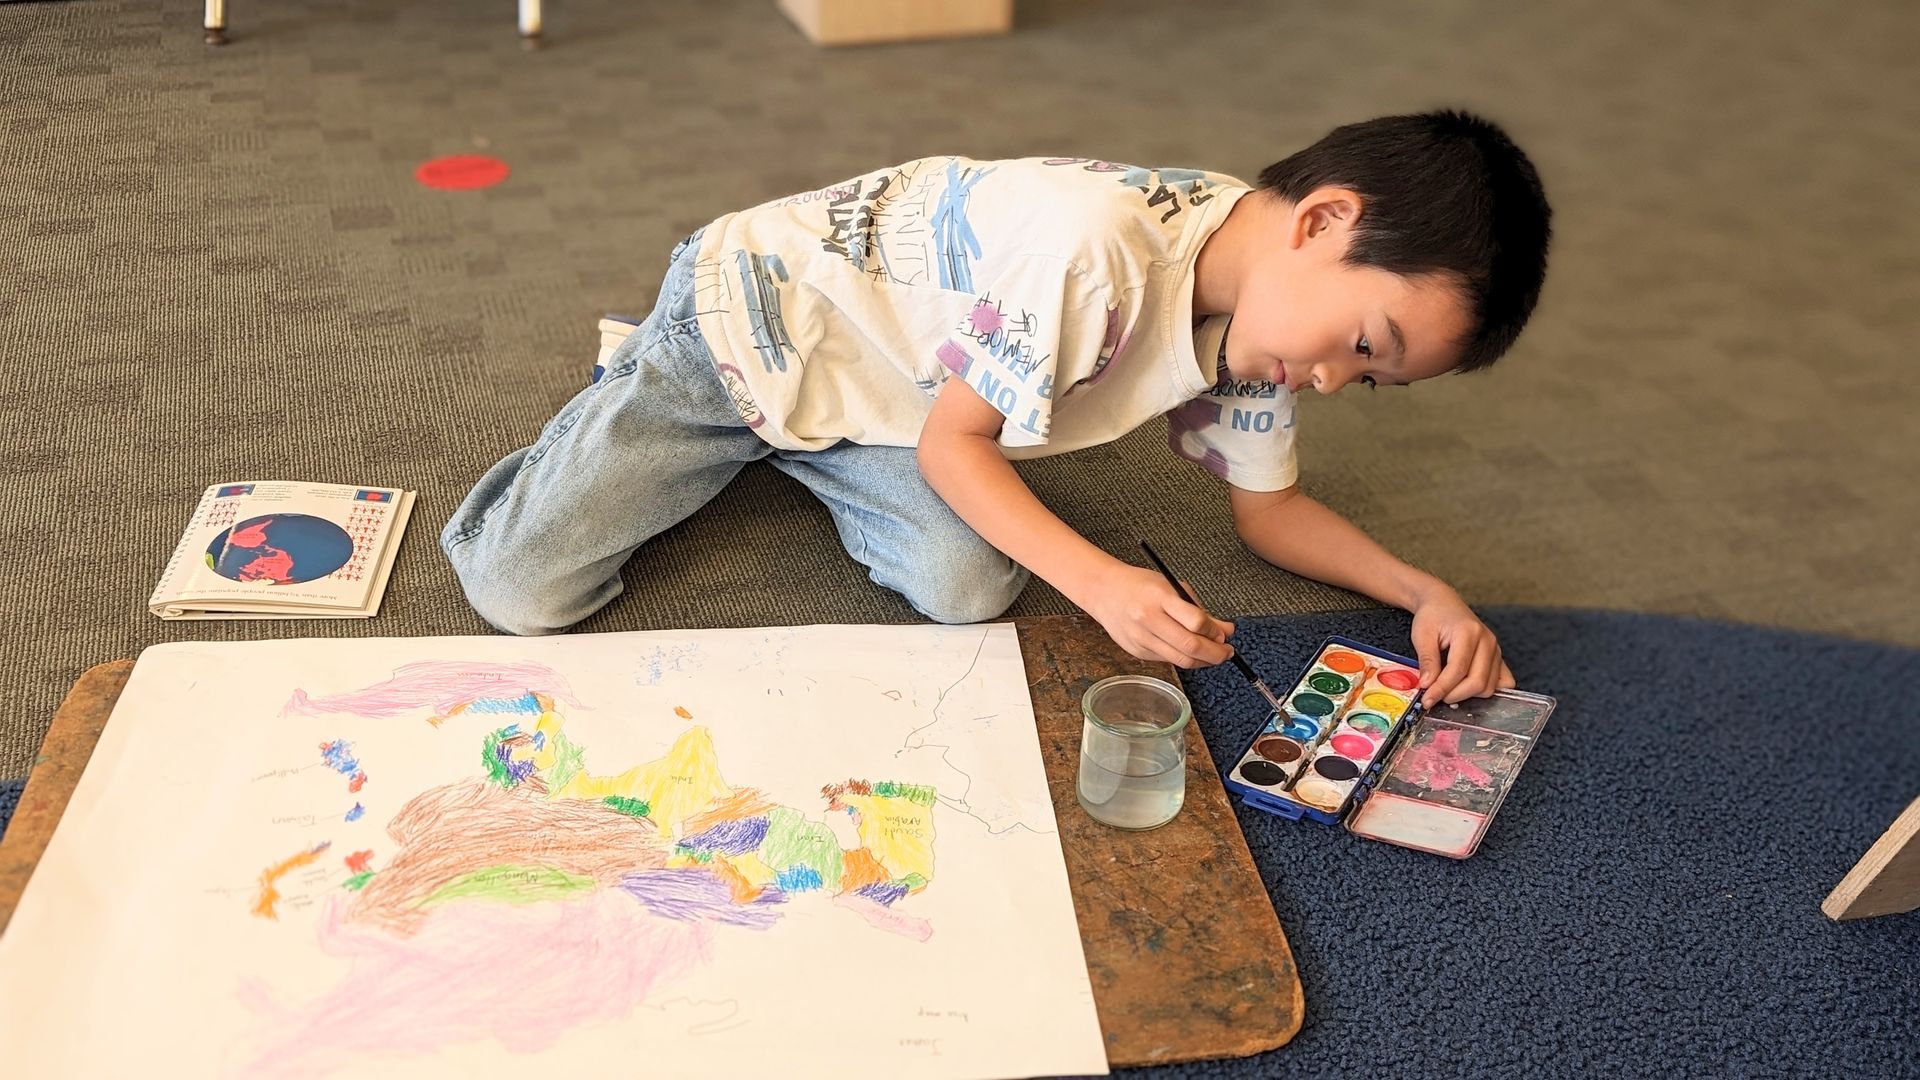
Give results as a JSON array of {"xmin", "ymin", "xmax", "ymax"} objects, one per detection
[{"xmin": 1223, "ymin": 636, "xmax": 1556, "ymax": 859}]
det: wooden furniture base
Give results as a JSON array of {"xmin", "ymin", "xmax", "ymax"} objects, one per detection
[
  {"xmin": 0, "ymin": 615, "xmax": 1300, "ymax": 1066},
  {"xmin": 1823, "ymin": 795, "xmax": 1920, "ymax": 921}
]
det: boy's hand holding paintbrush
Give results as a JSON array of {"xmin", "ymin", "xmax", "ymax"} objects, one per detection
[
  {"xmin": 1127, "ymin": 540, "xmax": 1511, "ymax": 712},
  {"xmin": 1128, "ymin": 542, "xmax": 1289, "ymax": 716},
  {"xmin": 1083, "ymin": 558, "xmax": 1239, "ymax": 671}
]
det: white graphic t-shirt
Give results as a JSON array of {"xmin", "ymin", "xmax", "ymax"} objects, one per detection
[{"xmin": 689, "ymin": 156, "xmax": 1298, "ymax": 492}]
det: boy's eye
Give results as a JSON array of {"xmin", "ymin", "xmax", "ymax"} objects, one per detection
[
  {"xmin": 1356, "ymin": 334, "xmax": 1373, "ymax": 358},
  {"xmin": 1360, "ymin": 375, "xmax": 1378, "ymax": 390}
]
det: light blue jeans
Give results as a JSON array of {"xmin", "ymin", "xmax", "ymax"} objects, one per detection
[{"xmin": 441, "ymin": 230, "xmax": 1029, "ymax": 635}]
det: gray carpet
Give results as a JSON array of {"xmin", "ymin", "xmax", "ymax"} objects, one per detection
[{"xmin": 2, "ymin": 0, "xmax": 1918, "ymax": 774}]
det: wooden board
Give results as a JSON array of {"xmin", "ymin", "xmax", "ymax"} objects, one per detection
[
  {"xmin": 777, "ymin": 0, "xmax": 1013, "ymax": 46},
  {"xmin": 1822, "ymin": 795, "xmax": 1920, "ymax": 921},
  {"xmin": 0, "ymin": 617, "xmax": 1300, "ymax": 1065},
  {"xmin": 1020, "ymin": 615, "xmax": 1303, "ymax": 1063},
  {"xmin": 0, "ymin": 658, "xmax": 131, "ymax": 934}
]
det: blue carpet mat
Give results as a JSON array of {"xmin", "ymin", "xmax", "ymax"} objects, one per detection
[
  {"xmin": 0, "ymin": 778, "xmax": 18, "ymax": 842},
  {"xmin": 0, "ymin": 609, "xmax": 1913, "ymax": 1077},
  {"xmin": 1147, "ymin": 607, "xmax": 1919, "ymax": 1079}
]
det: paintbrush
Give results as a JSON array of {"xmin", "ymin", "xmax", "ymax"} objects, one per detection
[{"xmin": 1138, "ymin": 540, "xmax": 1288, "ymax": 717}]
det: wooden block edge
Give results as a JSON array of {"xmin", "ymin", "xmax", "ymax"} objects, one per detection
[
  {"xmin": 776, "ymin": 0, "xmax": 1013, "ymax": 47},
  {"xmin": 1821, "ymin": 795, "xmax": 1920, "ymax": 921}
]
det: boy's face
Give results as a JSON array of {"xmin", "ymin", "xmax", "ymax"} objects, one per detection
[{"xmin": 1221, "ymin": 189, "xmax": 1473, "ymax": 394}]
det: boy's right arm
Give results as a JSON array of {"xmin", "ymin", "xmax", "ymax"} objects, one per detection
[{"xmin": 917, "ymin": 378, "xmax": 1235, "ymax": 669}]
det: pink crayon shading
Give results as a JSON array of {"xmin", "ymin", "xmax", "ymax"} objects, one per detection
[
  {"xmin": 833, "ymin": 893, "xmax": 933, "ymax": 942},
  {"xmin": 281, "ymin": 661, "xmax": 584, "ymax": 723},
  {"xmin": 236, "ymin": 891, "xmax": 712, "ymax": 1078}
]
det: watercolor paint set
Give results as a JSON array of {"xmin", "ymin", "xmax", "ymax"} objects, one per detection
[{"xmin": 1223, "ymin": 637, "xmax": 1555, "ymax": 858}]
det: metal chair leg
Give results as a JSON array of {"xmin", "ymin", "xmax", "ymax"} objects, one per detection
[
  {"xmin": 204, "ymin": 0, "xmax": 228, "ymax": 45},
  {"xmin": 199, "ymin": 0, "xmax": 539, "ymax": 46}
]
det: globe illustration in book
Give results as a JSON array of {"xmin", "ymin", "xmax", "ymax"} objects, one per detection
[{"xmin": 205, "ymin": 513, "xmax": 354, "ymax": 585}]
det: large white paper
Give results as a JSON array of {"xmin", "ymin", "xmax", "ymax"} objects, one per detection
[{"xmin": 0, "ymin": 624, "xmax": 1107, "ymax": 1079}]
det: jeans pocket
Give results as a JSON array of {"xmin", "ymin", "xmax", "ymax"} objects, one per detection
[{"xmin": 662, "ymin": 275, "xmax": 699, "ymax": 328}]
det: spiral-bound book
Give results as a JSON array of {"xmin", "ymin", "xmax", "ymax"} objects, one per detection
[{"xmin": 148, "ymin": 481, "xmax": 415, "ymax": 619}]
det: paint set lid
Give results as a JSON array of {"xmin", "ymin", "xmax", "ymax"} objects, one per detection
[{"xmin": 1345, "ymin": 688, "xmax": 1557, "ymax": 858}]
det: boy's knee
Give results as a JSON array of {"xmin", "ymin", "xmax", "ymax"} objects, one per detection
[
  {"xmin": 467, "ymin": 588, "xmax": 574, "ymax": 637},
  {"xmin": 903, "ymin": 548, "xmax": 1028, "ymax": 625},
  {"xmin": 443, "ymin": 532, "xmax": 590, "ymax": 637}
]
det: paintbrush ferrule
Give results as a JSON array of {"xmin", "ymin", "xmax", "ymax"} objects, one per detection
[{"xmin": 1251, "ymin": 677, "xmax": 1287, "ymax": 716}]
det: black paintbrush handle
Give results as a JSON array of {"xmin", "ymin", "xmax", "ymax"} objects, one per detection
[{"xmin": 1138, "ymin": 540, "xmax": 1262, "ymax": 684}]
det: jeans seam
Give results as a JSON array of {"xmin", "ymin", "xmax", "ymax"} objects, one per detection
[
  {"xmin": 446, "ymin": 231, "xmax": 706, "ymax": 559},
  {"xmin": 840, "ymin": 505, "xmax": 872, "ymax": 568},
  {"xmin": 446, "ymin": 385, "xmax": 599, "ymax": 551}
]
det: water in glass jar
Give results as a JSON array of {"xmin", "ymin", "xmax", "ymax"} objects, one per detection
[{"xmin": 1077, "ymin": 723, "xmax": 1186, "ymax": 830}]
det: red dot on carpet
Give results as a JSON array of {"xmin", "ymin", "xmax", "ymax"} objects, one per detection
[{"xmin": 415, "ymin": 155, "xmax": 510, "ymax": 191}]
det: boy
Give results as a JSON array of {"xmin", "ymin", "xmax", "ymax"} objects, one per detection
[{"xmin": 443, "ymin": 110, "xmax": 1551, "ymax": 705}]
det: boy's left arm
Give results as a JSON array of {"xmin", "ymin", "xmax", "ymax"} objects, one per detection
[{"xmin": 1228, "ymin": 484, "xmax": 1515, "ymax": 704}]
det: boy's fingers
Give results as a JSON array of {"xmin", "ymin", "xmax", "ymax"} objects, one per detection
[
  {"xmin": 1186, "ymin": 628, "xmax": 1235, "ymax": 667},
  {"xmin": 1460, "ymin": 644, "xmax": 1494, "ymax": 702},
  {"xmin": 1151, "ymin": 636, "xmax": 1203, "ymax": 670},
  {"xmin": 1453, "ymin": 643, "xmax": 1485, "ymax": 700},
  {"xmin": 1432, "ymin": 644, "xmax": 1474, "ymax": 704},
  {"xmin": 1469, "ymin": 645, "xmax": 1499, "ymax": 700},
  {"xmin": 1413, "ymin": 629, "xmax": 1443, "ymax": 691},
  {"xmin": 1163, "ymin": 593, "xmax": 1204, "ymax": 630},
  {"xmin": 1164, "ymin": 593, "xmax": 1231, "ymax": 644},
  {"xmin": 1129, "ymin": 620, "xmax": 1180, "ymax": 668},
  {"xmin": 1153, "ymin": 617, "xmax": 1232, "ymax": 669},
  {"xmin": 1498, "ymin": 660, "xmax": 1516, "ymax": 689}
]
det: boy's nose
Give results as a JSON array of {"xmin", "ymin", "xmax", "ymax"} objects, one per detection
[{"xmin": 1309, "ymin": 364, "xmax": 1353, "ymax": 394}]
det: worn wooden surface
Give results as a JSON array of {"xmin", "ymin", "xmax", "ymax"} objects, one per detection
[
  {"xmin": 0, "ymin": 659, "xmax": 132, "ymax": 935},
  {"xmin": 0, "ymin": 618, "xmax": 1300, "ymax": 1065},
  {"xmin": 1021, "ymin": 614, "xmax": 1303, "ymax": 1063}
]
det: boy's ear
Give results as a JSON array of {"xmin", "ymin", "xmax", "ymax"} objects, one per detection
[{"xmin": 1289, "ymin": 186, "xmax": 1364, "ymax": 249}]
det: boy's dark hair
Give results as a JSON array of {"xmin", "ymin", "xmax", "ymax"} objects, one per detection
[{"xmin": 1257, "ymin": 110, "xmax": 1552, "ymax": 372}]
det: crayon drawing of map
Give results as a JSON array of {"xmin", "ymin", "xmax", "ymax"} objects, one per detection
[{"xmin": 0, "ymin": 624, "xmax": 1107, "ymax": 1080}]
